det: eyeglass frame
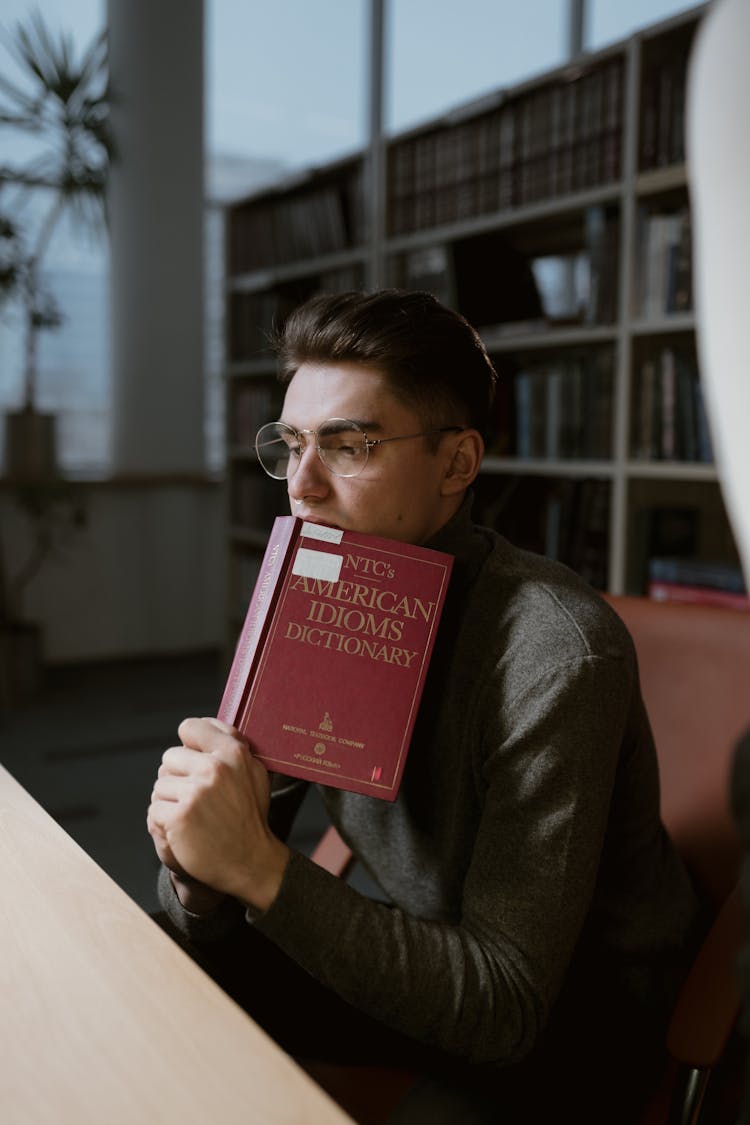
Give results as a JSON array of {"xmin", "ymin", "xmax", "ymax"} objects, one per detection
[{"xmin": 254, "ymin": 417, "xmax": 465, "ymax": 479}]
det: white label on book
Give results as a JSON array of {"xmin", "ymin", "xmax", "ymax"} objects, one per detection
[
  {"xmin": 293, "ymin": 547, "xmax": 343, "ymax": 583},
  {"xmin": 301, "ymin": 522, "xmax": 344, "ymax": 544}
]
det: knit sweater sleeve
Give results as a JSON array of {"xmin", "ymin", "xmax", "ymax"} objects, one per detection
[{"xmin": 248, "ymin": 651, "xmax": 632, "ymax": 1065}]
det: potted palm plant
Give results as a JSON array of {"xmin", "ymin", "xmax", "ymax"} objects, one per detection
[
  {"xmin": 0, "ymin": 11, "xmax": 111, "ymax": 701},
  {"xmin": 0, "ymin": 8, "xmax": 112, "ymax": 480}
]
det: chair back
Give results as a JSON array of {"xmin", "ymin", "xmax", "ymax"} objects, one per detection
[{"xmin": 604, "ymin": 594, "xmax": 750, "ymax": 904}]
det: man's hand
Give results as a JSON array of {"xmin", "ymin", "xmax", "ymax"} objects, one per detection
[
  {"xmin": 147, "ymin": 717, "xmax": 290, "ymax": 912},
  {"xmin": 147, "ymin": 805, "xmax": 226, "ymax": 914}
]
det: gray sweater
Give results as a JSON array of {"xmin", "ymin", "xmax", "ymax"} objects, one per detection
[{"xmin": 159, "ymin": 499, "xmax": 698, "ymax": 1068}]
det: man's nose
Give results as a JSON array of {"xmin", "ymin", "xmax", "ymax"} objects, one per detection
[{"xmin": 288, "ymin": 440, "xmax": 329, "ymax": 498}]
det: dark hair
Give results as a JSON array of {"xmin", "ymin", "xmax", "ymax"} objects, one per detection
[{"xmin": 272, "ymin": 289, "xmax": 498, "ymax": 440}]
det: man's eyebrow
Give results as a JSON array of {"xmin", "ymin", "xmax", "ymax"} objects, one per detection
[
  {"xmin": 346, "ymin": 418, "xmax": 383, "ymax": 433},
  {"xmin": 279, "ymin": 418, "xmax": 384, "ymax": 433}
]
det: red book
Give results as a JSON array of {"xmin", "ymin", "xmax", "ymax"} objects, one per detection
[
  {"xmin": 218, "ymin": 517, "xmax": 454, "ymax": 800},
  {"xmin": 648, "ymin": 580, "xmax": 750, "ymax": 611}
]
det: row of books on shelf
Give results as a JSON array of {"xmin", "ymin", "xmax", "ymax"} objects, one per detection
[
  {"xmin": 388, "ymin": 56, "xmax": 624, "ymax": 235},
  {"xmin": 388, "ymin": 116, "xmax": 514, "ymax": 235},
  {"xmin": 229, "ymin": 381, "xmax": 284, "ymax": 447},
  {"xmin": 228, "ymin": 265, "xmax": 364, "ymax": 361},
  {"xmin": 229, "ymin": 289, "xmax": 303, "ymax": 362},
  {"xmin": 231, "ymin": 469, "xmax": 288, "ymax": 532},
  {"xmin": 630, "ymin": 348, "xmax": 713, "ymax": 463},
  {"xmin": 231, "ymin": 551, "xmax": 263, "ymax": 625},
  {"xmin": 512, "ymin": 352, "xmax": 613, "ymax": 461},
  {"xmin": 224, "ymin": 25, "xmax": 694, "ymax": 275},
  {"xmin": 388, "ymin": 203, "xmax": 618, "ymax": 336},
  {"xmin": 634, "ymin": 205, "xmax": 692, "ymax": 320},
  {"xmin": 638, "ymin": 35, "xmax": 691, "ymax": 172},
  {"xmin": 228, "ymin": 167, "xmax": 365, "ymax": 274},
  {"xmin": 647, "ymin": 556, "xmax": 749, "ymax": 610},
  {"xmin": 475, "ymin": 474, "xmax": 609, "ymax": 591},
  {"xmin": 530, "ymin": 206, "xmax": 619, "ymax": 327},
  {"xmin": 227, "ymin": 211, "xmax": 620, "ymax": 369}
]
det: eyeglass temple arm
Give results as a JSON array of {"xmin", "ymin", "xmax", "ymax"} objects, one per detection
[{"xmin": 366, "ymin": 426, "xmax": 464, "ymax": 449}]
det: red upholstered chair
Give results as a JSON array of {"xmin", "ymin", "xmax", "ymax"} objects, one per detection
[
  {"xmin": 604, "ymin": 595, "xmax": 750, "ymax": 1124},
  {"xmin": 303, "ymin": 595, "xmax": 750, "ymax": 1123},
  {"xmin": 603, "ymin": 595, "xmax": 750, "ymax": 906}
]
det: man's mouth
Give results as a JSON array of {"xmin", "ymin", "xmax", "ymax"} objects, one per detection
[{"xmin": 295, "ymin": 512, "xmax": 342, "ymax": 531}]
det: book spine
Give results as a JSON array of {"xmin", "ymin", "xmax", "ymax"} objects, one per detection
[
  {"xmin": 217, "ymin": 516, "xmax": 300, "ymax": 727},
  {"xmin": 648, "ymin": 581, "xmax": 750, "ymax": 611},
  {"xmin": 659, "ymin": 348, "xmax": 677, "ymax": 460},
  {"xmin": 648, "ymin": 557, "xmax": 746, "ymax": 592}
]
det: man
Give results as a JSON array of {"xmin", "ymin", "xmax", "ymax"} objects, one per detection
[{"xmin": 148, "ymin": 290, "xmax": 699, "ymax": 1122}]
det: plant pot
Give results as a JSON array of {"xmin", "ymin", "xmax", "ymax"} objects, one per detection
[{"xmin": 4, "ymin": 407, "xmax": 59, "ymax": 482}]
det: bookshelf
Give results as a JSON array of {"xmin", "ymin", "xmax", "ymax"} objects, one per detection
[{"xmin": 223, "ymin": 4, "xmax": 743, "ymax": 633}]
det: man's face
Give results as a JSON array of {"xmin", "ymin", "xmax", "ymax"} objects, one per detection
[{"xmin": 279, "ymin": 361, "xmax": 459, "ymax": 544}]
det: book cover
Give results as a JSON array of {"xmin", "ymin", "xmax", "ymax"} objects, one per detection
[{"xmin": 218, "ymin": 517, "xmax": 454, "ymax": 801}]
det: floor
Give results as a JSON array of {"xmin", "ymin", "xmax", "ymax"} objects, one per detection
[{"xmin": 0, "ymin": 650, "xmax": 331, "ymax": 915}]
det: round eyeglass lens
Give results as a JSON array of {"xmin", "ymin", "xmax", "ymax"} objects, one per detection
[
  {"xmin": 255, "ymin": 419, "xmax": 370, "ymax": 478},
  {"xmin": 316, "ymin": 419, "xmax": 368, "ymax": 477},
  {"xmin": 255, "ymin": 422, "xmax": 297, "ymax": 479}
]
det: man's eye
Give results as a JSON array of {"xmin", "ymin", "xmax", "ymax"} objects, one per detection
[{"xmin": 324, "ymin": 433, "xmax": 361, "ymax": 453}]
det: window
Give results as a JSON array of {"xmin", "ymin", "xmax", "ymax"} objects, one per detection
[
  {"xmin": 586, "ymin": 0, "xmax": 699, "ymax": 51},
  {"xmin": 387, "ymin": 0, "xmax": 566, "ymax": 135}
]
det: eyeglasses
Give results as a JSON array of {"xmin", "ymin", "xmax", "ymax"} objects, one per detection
[{"xmin": 254, "ymin": 418, "xmax": 463, "ymax": 479}]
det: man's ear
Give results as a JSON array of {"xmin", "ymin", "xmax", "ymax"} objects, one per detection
[{"xmin": 441, "ymin": 429, "xmax": 484, "ymax": 496}]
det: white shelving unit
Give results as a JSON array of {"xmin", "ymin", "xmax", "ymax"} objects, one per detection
[{"xmin": 223, "ymin": 3, "xmax": 741, "ymax": 635}]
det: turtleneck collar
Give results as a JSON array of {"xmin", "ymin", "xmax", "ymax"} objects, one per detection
[{"xmin": 424, "ymin": 491, "xmax": 493, "ymax": 590}]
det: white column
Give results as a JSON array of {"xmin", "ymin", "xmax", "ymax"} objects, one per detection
[
  {"xmin": 107, "ymin": 0, "xmax": 205, "ymax": 474},
  {"xmin": 687, "ymin": 0, "xmax": 750, "ymax": 583}
]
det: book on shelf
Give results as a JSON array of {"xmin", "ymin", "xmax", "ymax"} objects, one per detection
[
  {"xmin": 631, "ymin": 506, "xmax": 698, "ymax": 594},
  {"xmin": 230, "ymin": 382, "xmax": 285, "ymax": 447},
  {"xmin": 218, "ymin": 517, "xmax": 454, "ymax": 800},
  {"xmin": 395, "ymin": 244, "xmax": 456, "ymax": 308},
  {"xmin": 228, "ymin": 164, "xmax": 363, "ymax": 273},
  {"xmin": 565, "ymin": 477, "xmax": 610, "ymax": 591},
  {"xmin": 385, "ymin": 53, "xmax": 623, "ymax": 236},
  {"xmin": 513, "ymin": 350, "xmax": 613, "ymax": 462},
  {"xmin": 639, "ymin": 40, "xmax": 690, "ymax": 171},
  {"xmin": 475, "ymin": 104, "xmax": 515, "ymax": 214},
  {"xmin": 635, "ymin": 206, "xmax": 692, "ymax": 319},
  {"xmin": 514, "ymin": 207, "xmax": 617, "ymax": 329},
  {"xmin": 584, "ymin": 204, "xmax": 619, "ymax": 325},
  {"xmin": 647, "ymin": 557, "xmax": 747, "ymax": 595},
  {"xmin": 231, "ymin": 469, "xmax": 289, "ymax": 531},
  {"xmin": 648, "ymin": 581, "xmax": 750, "ymax": 611},
  {"xmin": 232, "ymin": 552, "xmax": 263, "ymax": 623},
  {"xmin": 631, "ymin": 348, "xmax": 710, "ymax": 463},
  {"xmin": 474, "ymin": 474, "xmax": 609, "ymax": 591}
]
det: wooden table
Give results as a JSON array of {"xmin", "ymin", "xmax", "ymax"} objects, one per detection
[{"xmin": 0, "ymin": 764, "xmax": 352, "ymax": 1124}]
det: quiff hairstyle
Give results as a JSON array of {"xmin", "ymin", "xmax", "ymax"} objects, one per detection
[{"xmin": 273, "ymin": 289, "xmax": 498, "ymax": 441}]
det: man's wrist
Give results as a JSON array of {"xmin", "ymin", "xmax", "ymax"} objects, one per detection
[
  {"xmin": 169, "ymin": 869, "xmax": 226, "ymax": 915},
  {"xmin": 237, "ymin": 839, "xmax": 291, "ymax": 913}
]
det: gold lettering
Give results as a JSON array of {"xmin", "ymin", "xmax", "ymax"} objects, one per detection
[{"xmin": 284, "ymin": 621, "xmax": 419, "ymax": 667}]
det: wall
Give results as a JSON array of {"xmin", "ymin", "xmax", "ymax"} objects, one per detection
[{"xmin": 2, "ymin": 481, "xmax": 225, "ymax": 665}]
